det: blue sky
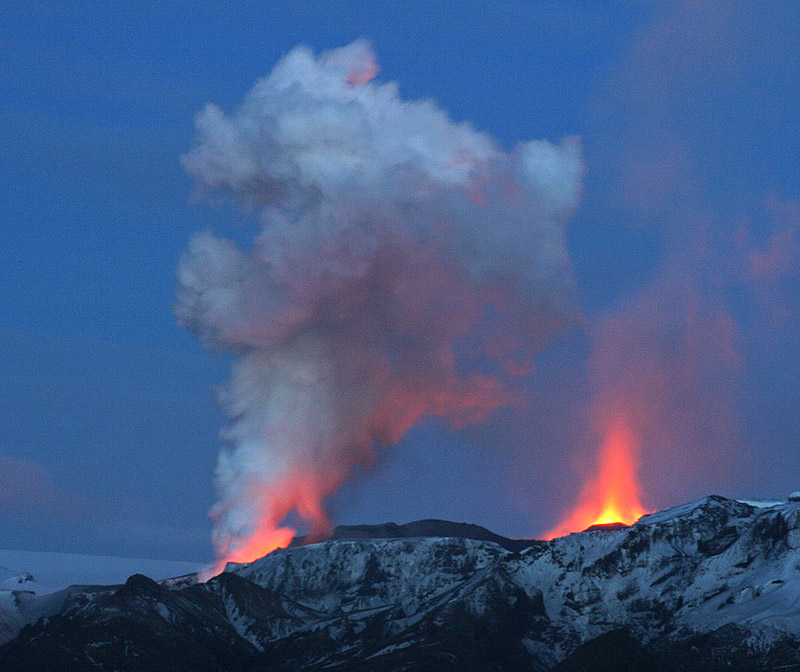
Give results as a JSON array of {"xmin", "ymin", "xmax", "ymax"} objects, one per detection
[{"xmin": 2, "ymin": 1, "xmax": 798, "ymax": 562}]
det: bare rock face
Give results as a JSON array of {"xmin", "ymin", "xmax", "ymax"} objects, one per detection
[{"xmin": 1, "ymin": 495, "xmax": 800, "ymax": 671}]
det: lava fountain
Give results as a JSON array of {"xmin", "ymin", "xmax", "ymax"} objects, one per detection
[{"xmin": 544, "ymin": 418, "xmax": 649, "ymax": 539}]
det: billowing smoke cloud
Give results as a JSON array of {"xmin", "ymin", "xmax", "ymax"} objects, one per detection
[{"xmin": 176, "ymin": 41, "xmax": 583, "ymax": 573}]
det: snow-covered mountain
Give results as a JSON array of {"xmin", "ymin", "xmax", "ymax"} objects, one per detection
[
  {"xmin": 0, "ymin": 551, "xmax": 202, "ymax": 646},
  {"xmin": 0, "ymin": 567, "xmax": 36, "ymax": 593},
  {"xmin": 0, "ymin": 550, "xmax": 202, "ymax": 596},
  {"xmin": 1, "ymin": 495, "xmax": 799, "ymax": 671}
]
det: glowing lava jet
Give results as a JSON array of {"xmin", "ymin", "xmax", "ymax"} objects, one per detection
[{"xmin": 544, "ymin": 418, "xmax": 649, "ymax": 539}]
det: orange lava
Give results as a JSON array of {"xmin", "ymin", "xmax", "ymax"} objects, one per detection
[
  {"xmin": 544, "ymin": 418, "xmax": 649, "ymax": 540},
  {"xmin": 225, "ymin": 525, "xmax": 296, "ymax": 564},
  {"xmin": 198, "ymin": 526, "xmax": 295, "ymax": 582}
]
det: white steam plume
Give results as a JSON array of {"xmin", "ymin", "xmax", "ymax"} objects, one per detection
[{"xmin": 176, "ymin": 41, "xmax": 583, "ymax": 576}]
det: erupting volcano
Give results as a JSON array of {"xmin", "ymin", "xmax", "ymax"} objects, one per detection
[
  {"xmin": 177, "ymin": 41, "xmax": 584, "ymax": 579},
  {"xmin": 544, "ymin": 418, "xmax": 649, "ymax": 539}
]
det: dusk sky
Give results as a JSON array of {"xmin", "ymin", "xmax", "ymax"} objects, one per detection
[{"xmin": 2, "ymin": 1, "xmax": 799, "ymax": 564}]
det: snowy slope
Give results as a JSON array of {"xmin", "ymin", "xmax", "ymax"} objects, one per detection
[
  {"xmin": 228, "ymin": 494, "xmax": 800, "ymax": 668},
  {"xmin": 0, "ymin": 550, "xmax": 201, "ymax": 596},
  {"xmin": 0, "ymin": 550, "xmax": 202, "ymax": 644},
  {"xmin": 1, "ymin": 494, "xmax": 799, "ymax": 671}
]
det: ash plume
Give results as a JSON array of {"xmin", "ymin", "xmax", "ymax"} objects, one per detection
[{"xmin": 176, "ymin": 41, "xmax": 583, "ymax": 574}]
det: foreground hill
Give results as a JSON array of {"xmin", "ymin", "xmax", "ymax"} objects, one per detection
[{"xmin": 1, "ymin": 495, "xmax": 800, "ymax": 670}]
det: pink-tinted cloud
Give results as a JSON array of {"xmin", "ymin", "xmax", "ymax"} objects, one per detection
[
  {"xmin": 741, "ymin": 197, "xmax": 800, "ymax": 327},
  {"xmin": 557, "ymin": 1, "xmax": 800, "ymax": 518},
  {"xmin": 0, "ymin": 454, "xmax": 89, "ymax": 522}
]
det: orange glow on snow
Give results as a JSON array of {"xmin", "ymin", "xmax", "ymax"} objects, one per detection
[{"xmin": 544, "ymin": 419, "xmax": 649, "ymax": 540}]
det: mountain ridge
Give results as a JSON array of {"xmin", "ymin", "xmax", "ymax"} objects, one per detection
[
  {"xmin": 2, "ymin": 494, "xmax": 800, "ymax": 670},
  {"xmin": 289, "ymin": 518, "xmax": 543, "ymax": 553}
]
